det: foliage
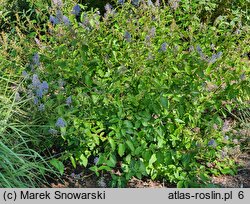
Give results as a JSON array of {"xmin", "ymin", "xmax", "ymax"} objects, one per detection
[
  {"xmin": 0, "ymin": 73, "xmax": 59, "ymax": 187},
  {"xmin": 1, "ymin": 0, "xmax": 250, "ymax": 187}
]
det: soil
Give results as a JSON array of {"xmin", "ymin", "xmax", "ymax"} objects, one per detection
[{"xmin": 211, "ymin": 153, "xmax": 250, "ymax": 188}]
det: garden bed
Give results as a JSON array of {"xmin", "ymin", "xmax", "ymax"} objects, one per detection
[
  {"xmin": 43, "ymin": 152, "xmax": 250, "ymax": 188},
  {"xmin": 1, "ymin": 0, "xmax": 249, "ymax": 188}
]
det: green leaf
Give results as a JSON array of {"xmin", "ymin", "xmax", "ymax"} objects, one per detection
[
  {"xmin": 89, "ymin": 19, "xmax": 95, "ymax": 27},
  {"xmin": 70, "ymin": 156, "xmax": 76, "ymax": 169},
  {"xmin": 124, "ymin": 120, "xmax": 133, "ymax": 128},
  {"xmin": 136, "ymin": 172, "xmax": 142, "ymax": 179},
  {"xmin": 98, "ymin": 166, "xmax": 112, "ymax": 171},
  {"xmin": 205, "ymin": 66, "xmax": 212, "ymax": 75},
  {"xmin": 200, "ymin": 173, "xmax": 210, "ymax": 182},
  {"xmin": 174, "ymin": 118, "xmax": 185, "ymax": 124},
  {"xmin": 226, "ymin": 104, "xmax": 232, "ymax": 112},
  {"xmin": 125, "ymin": 154, "xmax": 131, "ymax": 164},
  {"xmin": 139, "ymin": 161, "xmax": 146, "ymax": 175},
  {"xmin": 89, "ymin": 166, "xmax": 99, "ymax": 176},
  {"xmin": 126, "ymin": 140, "xmax": 135, "ymax": 152},
  {"xmin": 151, "ymin": 172, "xmax": 158, "ymax": 180},
  {"xmin": 50, "ymin": 159, "xmax": 64, "ymax": 175},
  {"xmin": 91, "ymin": 94, "xmax": 98, "ymax": 104},
  {"xmin": 160, "ymin": 96, "xmax": 168, "ymax": 108},
  {"xmin": 118, "ymin": 143, "xmax": 126, "ymax": 157},
  {"xmin": 142, "ymin": 121, "xmax": 148, "ymax": 127},
  {"xmin": 135, "ymin": 146, "xmax": 142, "ymax": 155},
  {"xmin": 97, "ymin": 155, "xmax": 105, "ymax": 165},
  {"xmin": 82, "ymin": 44, "xmax": 88, "ymax": 52},
  {"xmin": 184, "ymin": 65, "xmax": 191, "ymax": 75},
  {"xmin": 85, "ymin": 74, "xmax": 92, "ymax": 86},
  {"xmin": 107, "ymin": 154, "xmax": 116, "ymax": 167},
  {"xmin": 79, "ymin": 154, "xmax": 88, "ymax": 167},
  {"xmin": 135, "ymin": 120, "xmax": 141, "ymax": 129},
  {"xmin": 220, "ymin": 168, "xmax": 235, "ymax": 175},
  {"xmin": 149, "ymin": 154, "xmax": 157, "ymax": 166},
  {"xmin": 143, "ymin": 151, "xmax": 152, "ymax": 161},
  {"xmin": 177, "ymin": 181, "xmax": 184, "ymax": 188},
  {"xmin": 109, "ymin": 138, "xmax": 116, "ymax": 151},
  {"xmin": 156, "ymin": 152, "xmax": 164, "ymax": 163}
]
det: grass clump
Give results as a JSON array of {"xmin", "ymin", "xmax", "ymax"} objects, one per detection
[
  {"xmin": 0, "ymin": 74, "xmax": 58, "ymax": 187},
  {"xmin": 1, "ymin": 0, "xmax": 249, "ymax": 187}
]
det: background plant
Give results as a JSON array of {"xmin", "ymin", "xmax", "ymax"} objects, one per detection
[
  {"xmin": 1, "ymin": 0, "xmax": 249, "ymax": 187},
  {"xmin": 0, "ymin": 72, "xmax": 59, "ymax": 187}
]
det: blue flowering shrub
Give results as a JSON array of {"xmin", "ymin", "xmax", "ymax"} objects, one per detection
[{"xmin": 3, "ymin": 0, "xmax": 249, "ymax": 187}]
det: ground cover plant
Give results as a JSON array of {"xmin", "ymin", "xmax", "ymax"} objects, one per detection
[{"xmin": 0, "ymin": 0, "xmax": 249, "ymax": 187}]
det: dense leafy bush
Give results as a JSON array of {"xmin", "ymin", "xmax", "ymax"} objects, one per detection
[
  {"xmin": 1, "ymin": 0, "xmax": 250, "ymax": 31},
  {"xmin": 1, "ymin": 0, "xmax": 250, "ymax": 187}
]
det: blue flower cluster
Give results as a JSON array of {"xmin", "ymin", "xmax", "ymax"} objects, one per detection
[
  {"xmin": 147, "ymin": 0, "xmax": 154, "ymax": 6},
  {"xmin": 117, "ymin": 0, "xmax": 156, "ymax": 6},
  {"xmin": 56, "ymin": 117, "xmax": 66, "ymax": 128},
  {"xmin": 155, "ymin": 0, "xmax": 160, "ymax": 6},
  {"xmin": 104, "ymin": 3, "xmax": 115, "ymax": 18},
  {"xmin": 50, "ymin": 6, "xmax": 70, "ymax": 26},
  {"xmin": 132, "ymin": 0, "xmax": 140, "ymax": 6},
  {"xmin": 118, "ymin": 0, "xmax": 125, "ymax": 5},
  {"xmin": 32, "ymin": 74, "xmax": 49, "ymax": 99},
  {"xmin": 22, "ymin": 70, "xmax": 28, "ymax": 78},
  {"xmin": 49, "ymin": 115, "xmax": 68, "ymax": 135},
  {"xmin": 159, "ymin": 42, "xmax": 167, "ymax": 52},
  {"xmin": 72, "ymin": 4, "xmax": 81, "ymax": 16},
  {"xmin": 15, "ymin": 92, "xmax": 21, "ymax": 102},
  {"xmin": 149, "ymin": 27, "xmax": 156, "ymax": 37},
  {"xmin": 196, "ymin": 45, "xmax": 205, "ymax": 59},
  {"xmin": 29, "ymin": 53, "xmax": 41, "ymax": 71},
  {"xmin": 52, "ymin": 0, "xmax": 63, "ymax": 8},
  {"xmin": 50, "ymin": 15, "xmax": 59, "ymax": 25},
  {"xmin": 32, "ymin": 53, "xmax": 40, "ymax": 66},
  {"xmin": 169, "ymin": 0, "xmax": 180, "ymax": 10},
  {"xmin": 49, "ymin": 128, "xmax": 58, "ymax": 135},
  {"xmin": 23, "ymin": 53, "xmax": 49, "ymax": 112},
  {"xmin": 24, "ymin": 52, "xmax": 71, "ymax": 135},
  {"xmin": 38, "ymin": 103, "xmax": 45, "ymax": 111},
  {"xmin": 105, "ymin": 3, "xmax": 113, "ymax": 12},
  {"xmin": 209, "ymin": 51, "xmax": 223, "ymax": 64},
  {"xmin": 66, "ymin": 96, "xmax": 72, "ymax": 106},
  {"xmin": 93, "ymin": 157, "xmax": 99, "ymax": 165},
  {"xmin": 124, "ymin": 31, "xmax": 132, "ymax": 42},
  {"xmin": 62, "ymin": 15, "xmax": 70, "ymax": 26},
  {"xmin": 208, "ymin": 139, "xmax": 217, "ymax": 147},
  {"xmin": 196, "ymin": 45, "xmax": 223, "ymax": 64},
  {"xmin": 146, "ymin": 27, "xmax": 156, "ymax": 42}
]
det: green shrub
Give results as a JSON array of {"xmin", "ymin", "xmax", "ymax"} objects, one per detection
[{"xmin": 2, "ymin": 0, "xmax": 250, "ymax": 187}]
